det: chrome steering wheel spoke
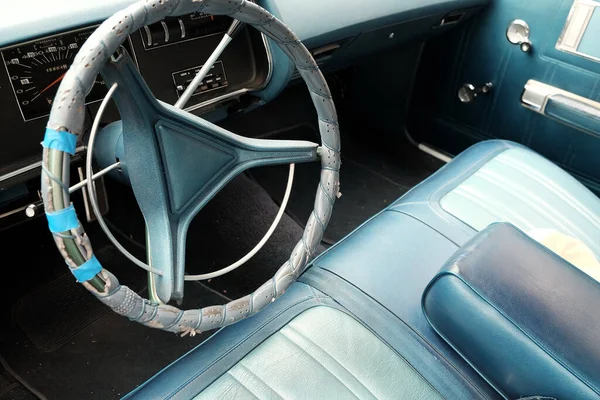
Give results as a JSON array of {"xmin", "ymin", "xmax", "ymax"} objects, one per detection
[{"xmin": 101, "ymin": 51, "xmax": 319, "ymax": 303}]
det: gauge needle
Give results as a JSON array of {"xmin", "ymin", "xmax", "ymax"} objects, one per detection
[{"xmin": 31, "ymin": 72, "xmax": 66, "ymax": 102}]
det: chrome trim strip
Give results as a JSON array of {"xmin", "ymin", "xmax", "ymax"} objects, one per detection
[
  {"xmin": 178, "ymin": 18, "xmax": 186, "ymax": 39},
  {"xmin": 140, "ymin": 28, "xmax": 224, "ymax": 51},
  {"xmin": 0, "ymin": 205, "xmax": 29, "ymax": 220},
  {"xmin": 0, "ymin": 161, "xmax": 42, "ymax": 183},
  {"xmin": 521, "ymin": 79, "xmax": 600, "ymax": 114},
  {"xmin": 556, "ymin": 0, "xmax": 600, "ymax": 62},
  {"xmin": 417, "ymin": 143, "xmax": 452, "ymax": 163},
  {"xmin": 160, "ymin": 21, "xmax": 170, "ymax": 43},
  {"xmin": 259, "ymin": 32, "xmax": 274, "ymax": 94},
  {"xmin": 184, "ymin": 88, "xmax": 249, "ymax": 113},
  {"xmin": 0, "ymin": 25, "xmax": 98, "ymax": 51},
  {"xmin": 0, "ymin": 146, "xmax": 85, "ymax": 183},
  {"xmin": 143, "ymin": 26, "xmax": 153, "ymax": 47}
]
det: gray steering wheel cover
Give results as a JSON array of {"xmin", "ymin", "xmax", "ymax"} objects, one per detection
[{"xmin": 42, "ymin": 0, "xmax": 340, "ymax": 334}]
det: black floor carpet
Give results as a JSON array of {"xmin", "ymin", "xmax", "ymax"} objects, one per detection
[
  {"xmin": 0, "ymin": 358, "xmax": 37, "ymax": 400},
  {"xmin": 3, "ymin": 282, "xmax": 221, "ymax": 400},
  {"xmin": 14, "ymin": 246, "xmax": 147, "ymax": 353},
  {"xmin": 0, "ymin": 173, "xmax": 313, "ymax": 399},
  {"xmin": 220, "ymin": 82, "xmax": 443, "ymax": 242},
  {"xmin": 1, "ymin": 229, "xmax": 227, "ymax": 399}
]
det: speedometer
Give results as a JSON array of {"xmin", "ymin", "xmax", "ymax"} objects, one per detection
[{"xmin": 1, "ymin": 26, "xmax": 107, "ymax": 122}]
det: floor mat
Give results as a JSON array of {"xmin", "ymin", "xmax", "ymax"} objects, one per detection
[
  {"xmin": 247, "ymin": 123, "xmax": 443, "ymax": 241},
  {"xmin": 14, "ymin": 246, "xmax": 146, "ymax": 353},
  {"xmin": 4, "ymin": 280, "xmax": 224, "ymax": 400},
  {"xmin": 3, "ymin": 214, "xmax": 252, "ymax": 399}
]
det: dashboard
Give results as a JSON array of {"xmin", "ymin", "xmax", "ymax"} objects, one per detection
[
  {"xmin": 0, "ymin": 10, "xmax": 270, "ymax": 186},
  {"xmin": 0, "ymin": 0, "xmax": 488, "ymax": 228}
]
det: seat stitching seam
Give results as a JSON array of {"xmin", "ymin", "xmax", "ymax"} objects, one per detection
[
  {"xmin": 449, "ymin": 185, "xmax": 536, "ymax": 231},
  {"xmin": 276, "ymin": 332, "xmax": 365, "ymax": 400},
  {"xmin": 164, "ymin": 296, "xmax": 328, "ymax": 399},
  {"xmin": 477, "ymin": 168, "xmax": 599, "ymax": 252},
  {"xmin": 495, "ymin": 153, "xmax": 600, "ymax": 228},
  {"xmin": 283, "ymin": 325, "xmax": 379, "ymax": 399},
  {"xmin": 445, "ymin": 187, "xmax": 506, "ymax": 225},
  {"xmin": 429, "ymin": 143, "xmax": 513, "ymax": 204},
  {"xmin": 385, "ymin": 209, "xmax": 462, "ymax": 247},
  {"xmin": 231, "ymin": 364, "xmax": 285, "ymax": 400},
  {"xmin": 303, "ymin": 269, "xmax": 491, "ymax": 399},
  {"xmin": 477, "ymin": 168, "xmax": 578, "ymax": 234},
  {"xmin": 222, "ymin": 371, "xmax": 261, "ymax": 400}
]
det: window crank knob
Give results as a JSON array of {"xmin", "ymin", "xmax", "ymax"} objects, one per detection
[{"xmin": 507, "ymin": 19, "xmax": 532, "ymax": 53}]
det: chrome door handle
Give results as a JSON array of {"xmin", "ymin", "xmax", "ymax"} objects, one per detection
[{"xmin": 521, "ymin": 80, "xmax": 600, "ymax": 135}]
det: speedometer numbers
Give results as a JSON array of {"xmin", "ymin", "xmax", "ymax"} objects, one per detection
[{"xmin": 2, "ymin": 27, "xmax": 107, "ymax": 121}]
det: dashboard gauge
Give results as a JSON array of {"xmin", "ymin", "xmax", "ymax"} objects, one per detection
[{"xmin": 1, "ymin": 26, "xmax": 107, "ymax": 122}]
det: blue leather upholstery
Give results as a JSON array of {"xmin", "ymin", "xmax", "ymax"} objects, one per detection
[
  {"xmin": 311, "ymin": 211, "xmax": 465, "ymax": 358},
  {"xmin": 124, "ymin": 283, "xmax": 336, "ymax": 399},
  {"xmin": 423, "ymin": 223, "xmax": 600, "ymax": 399},
  {"xmin": 126, "ymin": 140, "xmax": 599, "ymax": 399},
  {"xmin": 197, "ymin": 306, "xmax": 443, "ymax": 399},
  {"xmin": 126, "ymin": 277, "xmax": 495, "ymax": 399},
  {"xmin": 391, "ymin": 140, "xmax": 600, "ymax": 262}
]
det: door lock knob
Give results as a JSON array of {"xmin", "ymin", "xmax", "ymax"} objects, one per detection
[{"xmin": 458, "ymin": 82, "xmax": 493, "ymax": 103}]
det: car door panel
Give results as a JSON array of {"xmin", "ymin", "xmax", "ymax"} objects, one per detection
[{"xmin": 409, "ymin": 0, "xmax": 600, "ymax": 193}]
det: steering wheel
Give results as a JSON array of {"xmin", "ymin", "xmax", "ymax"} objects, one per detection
[{"xmin": 41, "ymin": 0, "xmax": 340, "ymax": 335}]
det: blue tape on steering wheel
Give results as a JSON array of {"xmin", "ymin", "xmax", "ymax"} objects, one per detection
[
  {"xmin": 46, "ymin": 204, "xmax": 79, "ymax": 233},
  {"xmin": 71, "ymin": 254, "xmax": 103, "ymax": 282},
  {"xmin": 41, "ymin": 128, "xmax": 77, "ymax": 155}
]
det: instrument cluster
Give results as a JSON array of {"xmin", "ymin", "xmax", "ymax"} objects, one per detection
[{"xmin": 1, "ymin": 27, "xmax": 107, "ymax": 121}]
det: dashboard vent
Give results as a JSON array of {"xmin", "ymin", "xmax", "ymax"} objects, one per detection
[
  {"xmin": 312, "ymin": 43, "xmax": 341, "ymax": 60},
  {"xmin": 437, "ymin": 10, "xmax": 466, "ymax": 27},
  {"xmin": 292, "ymin": 42, "xmax": 342, "ymax": 80},
  {"xmin": 291, "ymin": 59, "xmax": 327, "ymax": 81}
]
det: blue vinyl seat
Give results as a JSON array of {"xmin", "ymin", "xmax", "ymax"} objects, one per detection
[
  {"xmin": 389, "ymin": 140, "xmax": 600, "ymax": 259},
  {"xmin": 125, "ymin": 141, "xmax": 600, "ymax": 399}
]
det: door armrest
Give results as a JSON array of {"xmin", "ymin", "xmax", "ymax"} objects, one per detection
[{"xmin": 521, "ymin": 79, "xmax": 600, "ymax": 137}]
